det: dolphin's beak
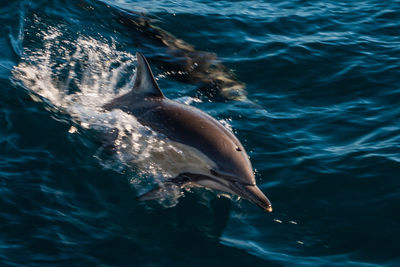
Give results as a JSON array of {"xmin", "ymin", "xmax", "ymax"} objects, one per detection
[{"xmin": 231, "ymin": 182, "xmax": 272, "ymax": 212}]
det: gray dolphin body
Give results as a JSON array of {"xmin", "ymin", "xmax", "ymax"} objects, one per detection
[{"xmin": 103, "ymin": 53, "xmax": 272, "ymax": 212}]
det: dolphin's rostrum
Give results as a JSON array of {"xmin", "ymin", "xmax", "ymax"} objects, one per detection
[{"xmin": 103, "ymin": 52, "xmax": 272, "ymax": 212}]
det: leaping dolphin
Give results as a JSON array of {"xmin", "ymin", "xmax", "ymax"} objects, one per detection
[{"xmin": 103, "ymin": 53, "xmax": 272, "ymax": 212}]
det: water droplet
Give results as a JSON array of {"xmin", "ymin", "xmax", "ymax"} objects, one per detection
[{"xmin": 68, "ymin": 126, "xmax": 77, "ymax": 133}]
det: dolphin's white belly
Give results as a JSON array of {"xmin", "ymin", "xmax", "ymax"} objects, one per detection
[{"xmin": 140, "ymin": 139, "xmax": 217, "ymax": 178}]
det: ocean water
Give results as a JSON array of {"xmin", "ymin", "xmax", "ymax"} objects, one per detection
[{"xmin": 1, "ymin": 0, "xmax": 400, "ymax": 265}]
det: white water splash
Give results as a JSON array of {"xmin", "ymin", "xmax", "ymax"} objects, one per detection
[{"xmin": 11, "ymin": 25, "xmax": 185, "ymax": 206}]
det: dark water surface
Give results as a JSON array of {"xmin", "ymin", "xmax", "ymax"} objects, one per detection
[{"xmin": 1, "ymin": 0, "xmax": 400, "ymax": 266}]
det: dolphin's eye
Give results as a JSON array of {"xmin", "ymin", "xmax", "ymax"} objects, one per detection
[
  {"xmin": 236, "ymin": 147, "xmax": 242, "ymax": 152},
  {"xmin": 210, "ymin": 169, "xmax": 218, "ymax": 176},
  {"xmin": 210, "ymin": 169, "xmax": 244, "ymax": 183}
]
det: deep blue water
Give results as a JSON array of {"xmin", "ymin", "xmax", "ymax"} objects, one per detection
[{"xmin": 1, "ymin": 0, "xmax": 400, "ymax": 266}]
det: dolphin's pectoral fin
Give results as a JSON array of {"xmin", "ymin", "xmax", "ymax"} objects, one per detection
[
  {"xmin": 136, "ymin": 175, "xmax": 190, "ymax": 201},
  {"xmin": 135, "ymin": 184, "xmax": 175, "ymax": 201}
]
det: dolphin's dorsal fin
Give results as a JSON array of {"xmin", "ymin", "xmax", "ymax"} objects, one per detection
[{"xmin": 133, "ymin": 52, "xmax": 164, "ymax": 98}]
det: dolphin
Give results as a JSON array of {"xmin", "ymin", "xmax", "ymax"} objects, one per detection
[
  {"xmin": 116, "ymin": 11, "xmax": 246, "ymax": 100},
  {"xmin": 79, "ymin": 0, "xmax": 247, "ymax": 101},
  {"xmin": 103, "ymin": 53, "xmax": 272, "ymax": 212}
]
